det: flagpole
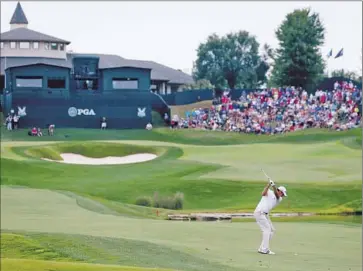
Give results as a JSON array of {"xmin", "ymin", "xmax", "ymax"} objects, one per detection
[
  {"xmin": 326, "ymin": 49, "xmax": 332, "ymax": 78},
  {"xmin": 4, "ymin": 56, "xmax": 7, "ymax": 90}
]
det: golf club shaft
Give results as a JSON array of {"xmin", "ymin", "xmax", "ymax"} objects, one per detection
[{"xmin": 261, "ymin": 169, "xmax": 270, "ymax": 180}]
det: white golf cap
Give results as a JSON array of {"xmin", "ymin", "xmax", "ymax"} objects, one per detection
[{"xmin": 278, "ymin": 186, "xmax": 288, "ymax": 197}]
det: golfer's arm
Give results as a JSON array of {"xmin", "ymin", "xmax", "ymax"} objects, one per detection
[
  {"xmin": 271, "ymin": 185, "xmax": 280, "ymax": 199},
  {"xmin": 262, "ymin": 183, "xmax": 270, "ymax": 196}
]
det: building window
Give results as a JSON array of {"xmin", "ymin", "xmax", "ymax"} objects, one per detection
[
  {"xmin": 47, "ymin": 78, "xmax": 66, "ymax": 89},
  {"xmin": 112, "ymin": 78, "xmax": 139, "ymax": 89},
  {"xmin": 0, "ymin": 75, "xmax": 4, "ymax": 90},
  {"xmin": 44, "ymin": 43, "xmax": 50, "ymax": 50},
  {"xmin": 51, "ymin": 43, "xmax": 58, "ymax": 50},
  {"xmin": 19, "ymin": 42, "xmax": 30, "ymax": 49},
  {"xmin": 16, "ymin": 76, "xmax": 43, "ymax": 88},
  {"xmin": 0, "ymin": 42, "xmax": 4, "ymax": 49},
  {"xmin": 33, "ymin": 42, "xmax": 39, "ymax": 49},
  {"xmin": 171, "ymin": 85, "xmax": 179, "ymax": 92},
  {"xmin": 10, "ymin": 42, "xmax": 16, "ymax": 49},
  {"xmin": 75, "ymin": 79, "xmax": 98, "ymax": 90},
  {"xmin": 59, "ymin": 44, "xmax": 65, "ymax": 51}
]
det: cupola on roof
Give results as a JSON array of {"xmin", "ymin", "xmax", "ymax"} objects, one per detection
[
  {"xmin": 10, "ymin": 2, "xmax": 28, "ymax": 25},
  {"xmin": 2, "ymin": 2, "xmax": 71, "ymax": 44}
]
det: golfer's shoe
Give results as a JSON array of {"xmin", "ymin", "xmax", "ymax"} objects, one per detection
[{"xmin": 258, "ymin": 249, "xmax": 275, "ymax": 255}]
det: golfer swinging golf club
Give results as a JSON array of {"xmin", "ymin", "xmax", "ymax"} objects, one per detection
[{"xmin": 254, "ymin": 174, "xmax": 287, "ymax": 255}]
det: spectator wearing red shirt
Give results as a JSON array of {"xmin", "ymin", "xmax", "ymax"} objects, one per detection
[
  {"xmin": 31, "ymin": 127, "xmax": 37, "ymax": 136},
  {"xmin": 320, "ymin": 94, "xmax": 326, "ymax": 104}
]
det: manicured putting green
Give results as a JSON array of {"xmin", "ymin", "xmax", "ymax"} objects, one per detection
[
  {"xmin": 180, "ymin": 141, "xmax": 361, "ymax": 182},
  {"xmin": 1, "ymin": 187, "xmax": 361, "ymax": 271}
]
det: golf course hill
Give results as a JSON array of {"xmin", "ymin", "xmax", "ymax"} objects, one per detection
[{"xmin": 1, "ymin": 127, "xmax": 361, "ymax": 271}]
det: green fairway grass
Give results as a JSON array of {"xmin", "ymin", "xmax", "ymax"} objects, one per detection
[
  {"xmin": 1, "ymin": 136, "xmax": 361, "ymax": 213},
  {"xmin": 232, "ymin": 215, "xmax": 362, "ymax": 225},
  {"xmin": 1, "ymin": 187, "xmax": 361, "ymax": 271},
  {"xmin": 180, "ymin": 141, "xmax": 361, "ymax": 182},
  {"xmin": 1, "ymin": 127, "xmax": 361, "ymax": 271}
]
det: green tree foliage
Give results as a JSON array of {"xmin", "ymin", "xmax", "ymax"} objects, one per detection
[
  {"xmin": 193, "ymin": 31, "xmax": 269, "ymax": 89},
  {"xmin": 183, "ymin": 79, "xmax": 214, "ymax": 90},
  {"xmin": 270, "ymin": 8, "xmax": 325, "ymax": 90},
  {"xmin": 331, "ymin": 69, "xmax": 360, "ymax": 81}
]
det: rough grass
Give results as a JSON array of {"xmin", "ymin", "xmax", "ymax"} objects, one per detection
[
  {"xmin": 2, "ymin": 126, "xmax": 361, "ymax": 146},
  {"xmin": 170, "ymin": 100, "xmax": 212, "ymax": 117},
  {"xmin": 1, "ymin": 187, "xmax": 362, "ymax": 271},
  {"xmin": 0, "ymin": 232, "xmax": 228, "ymax": 271},
  {"xmin": 1, "ymin": 258, "xmax": 173, "ymax": 271}
]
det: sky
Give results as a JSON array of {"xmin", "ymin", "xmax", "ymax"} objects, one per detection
[{"xmin": 1, "ymin": 1, "xmax": 362, "ymax": 75}]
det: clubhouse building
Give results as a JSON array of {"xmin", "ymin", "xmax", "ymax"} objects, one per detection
[{"xmin": 0, "ymin": 2, "xmax": 194, "ymax": 128}]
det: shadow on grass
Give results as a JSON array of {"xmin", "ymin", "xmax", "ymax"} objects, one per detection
[{"xmin": 1, "ymin": 231, "xmax": 241, "ymax": 271}]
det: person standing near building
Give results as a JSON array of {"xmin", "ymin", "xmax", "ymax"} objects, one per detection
[
  {"xmin": 13, "ymin": 114, "xmax": 19, "ymax": 129},
  {"xmin": 101, "ymin": 117, "xmax": 107, "ymax": 130},
  {"xmin": 6, "ymin": 114, "xmax": 12, "ymax": 130}
]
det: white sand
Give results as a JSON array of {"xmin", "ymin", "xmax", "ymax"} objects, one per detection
[{"xmin": 42, "ymin": 153, "xmax": 157, "ymax": 165}]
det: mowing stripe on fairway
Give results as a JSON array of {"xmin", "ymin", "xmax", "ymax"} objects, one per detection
[{"xmin": 1, "ymin": 258, "xmax": 175, "ymax": 271}]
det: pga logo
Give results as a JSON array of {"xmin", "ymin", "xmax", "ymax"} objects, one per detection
[{"xmin": 68, "ymin": 107, "xmax": 96, "ymax": 117}]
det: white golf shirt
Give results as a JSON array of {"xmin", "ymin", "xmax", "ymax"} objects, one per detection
[{"xmin": 255, "ymin": 189, "xmax": 282, "ymax": 214}]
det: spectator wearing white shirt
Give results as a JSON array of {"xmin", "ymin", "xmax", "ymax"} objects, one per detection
[
  {"xmin": 13, "ymin": 115, "xmax": 19, "ymax": 129},
  {"xmin": 101, "ymin": 117, "xmax": 107, "ymax": 130},
  {"xmin": 6, "ymin": 114, "xmax": 12, "ymax": 131}
]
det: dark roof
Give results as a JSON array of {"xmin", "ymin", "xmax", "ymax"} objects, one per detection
[
  {"xmin": 129, "ymin": 59, "xmax": 194, "ymax": 84},
  {"xmin": 0, "ymin": 54, "xmax": 194, "ymax": 85},
  {"xmin": 0, "ymin": 28, "xmax": 71, "ymax": 44},
  {"xmin": 68, "ymin": 53, "xmax": 142, "ymax": 69},
  {"xmin": 0, "ymin": 57, "xmax": 71, "ymax": 73},
  {"xmin": 68, "ymin": 53, "xmax": 194, "ymax": 84},
  {"xmin": 10, "ymin": 2, "xmax": 28, "ymax": 25}
]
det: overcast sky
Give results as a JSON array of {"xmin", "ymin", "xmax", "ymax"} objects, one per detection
[{"xmin": 1, "ymin": 1, "xmax": 362, "ymax": 74}]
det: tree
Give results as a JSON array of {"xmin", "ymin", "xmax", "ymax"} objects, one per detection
[
  {"xmin": 193, "ymin": 31, "xmax": 269, "ymax": 89},
  {"xmin": 359, "ymin": 49, "xmax": 362, "ymax": 82},
  {"xmin": 331, "ymin": 69, "xmax": 360, "ymax": 81},
  {"xmin": 183, "ymin": 79, "xmax": 214, "ymax": 90},
  {"xmin": 270, "ymin": 8, "xmax": 325, "ymax": 90}
]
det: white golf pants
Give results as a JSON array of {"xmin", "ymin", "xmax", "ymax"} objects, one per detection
[{"xmin": 254, "ymin": 211, "xmax": 275, "ymax": 252}]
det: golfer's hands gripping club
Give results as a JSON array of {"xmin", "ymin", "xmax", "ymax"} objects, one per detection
[{"xmin": 268, "ymin": 178, "xmax": 275, "ymax": 187}]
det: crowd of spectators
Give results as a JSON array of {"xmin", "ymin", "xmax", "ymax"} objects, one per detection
[{"xmin": 171, "ymin": 81, "xmax": 362, "ymax": 134}]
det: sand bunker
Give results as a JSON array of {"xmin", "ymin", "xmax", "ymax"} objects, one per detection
[{"xmin": 42, "ymin": 153, "xmax": 157, "ymax": 165}]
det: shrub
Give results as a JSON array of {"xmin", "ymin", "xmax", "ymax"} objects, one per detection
[
  {"xmin": 151, "ymin": 111, "xmax": 165, "ymax": 127},
  {"xmin": 174, "ymin": 192, "xmax": 184, "ymax": 210},
  {"xmin": 135, "ymin": 196, "xmax": 152, "ymax": 207},
  {"xmin": 136, "ymin": 192, "xmax": 184, "ymax": 210}
]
